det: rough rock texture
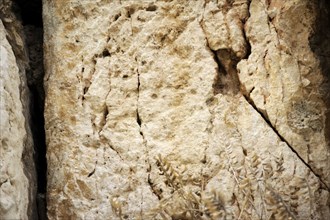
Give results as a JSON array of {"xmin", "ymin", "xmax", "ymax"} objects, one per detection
[
  {"xmin": 237, "ymin": 0, "xmax": 330, "ymax": 188},
  {"xmin": 43, "ymin": 0, "xmax": 330, "ymax": 219},
  {"xmin": 0, "ymin": 1, "xmax": 37, "ymax": 219}
]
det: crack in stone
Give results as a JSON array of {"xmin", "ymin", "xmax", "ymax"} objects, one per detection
[
  {"xmin": 6, "ymin": 0, "xmax": 48, "ymax": 219},
  {"xmin": 98, "ymin": 88, "xmax": 112, "ymax": 136},
  {"xmin": 107, "ymin": 143, "xmax": 123, "ymax": 160},
  {"xmin": 147, "ymin": 174, "xmax": 161, "ymax": 201},
  {"xmin": 200, "ymin": 0, "xmax": 328, "ymax": 191},
  {"xmin": 87, "ymin": 167, "xmax": 96, "ymax": 178},
  {"xmin": 240, "ymin": 1, "xmax": 330, "ymax": 190},
  {"xmin": 135, "ymin": 63, "xmax": 158, "ymax": 203},
  {"xmin": 243, "ymin": 94, "xmax": 329, "ymax": 190},
  {"xmin": 136, "ymin": 68, "xmax": 143, "ymax": 136}
]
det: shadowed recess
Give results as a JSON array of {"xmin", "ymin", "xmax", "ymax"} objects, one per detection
[
  {"xmin": 310, "ymin": 0, "xmax": 330, "ymax": 149},
  {"xmin": 14, "ymin": 0, "xmax": 47, "ymax": 219}
]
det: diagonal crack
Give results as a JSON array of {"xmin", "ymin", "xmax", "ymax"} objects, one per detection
[
  {"xmin": 200, "ymin": 0, "xmax": 328, "ymax": 191},
  {"xmin": 239, "ymin": 1, "xmax": 329, "ymax": 191},
  {"xmin": 106, "ymin": 143, "xmax": 123, "ymax": 160},
  {"xmin": 147, "ymin": 174, "xmax": 161, "ymax": 201},
  {"xmin": 242, "ymin": 94, "xmax": 329, "ymax": 190}
]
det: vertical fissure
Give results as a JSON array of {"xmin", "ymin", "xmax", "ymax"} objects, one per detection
[
  {"xmin": 14, "ymin": 0, "xmax": 48, "ymax": 219},
  {"xmin": 310, "ymin": 0, "xmax": 330, "ymax": 152},
  {"xmin": 136, "ymin": 69, "xmax": 143, "ymax": 137}
]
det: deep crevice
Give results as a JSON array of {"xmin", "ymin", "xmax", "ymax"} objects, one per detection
[
  {"xmin": 14, "ymin": 0, "xmax": 48, "ymax": 219},
  {"xmin": 310, "ymin": 0, "xmax": 330, "ymax": 153},
  {"xmin": 210, "ymin": 49, "xmax": 228, "ymax": 95},
  {"xmin": 242, "ymin": 24, "xmax": 251, "ymax": 60},
  {"xmin": 15, "ymin": 0, "xmax": 42, "ymax": 27},
  {"xmin": 211, "ymin": 49, "xmax": 226, "ymax": 75}
]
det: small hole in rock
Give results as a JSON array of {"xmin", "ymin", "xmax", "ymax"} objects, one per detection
[
  {"xmin": 114, "ymin": 13, "xmax": 121, "ymax": 21},
  {"xmin": 243, "ymin": 148, "xmax": 247, "ymax": 156},
  {"xmin": 102, "ymin": 49, "xmax": 110, "ymax": 57},
  {"xmin": 127, "ymin": 8, "xmax": 135, "ymax": 18},
  {"xmin": 151, "ymin": 94, "xmax": 158, "ymax": 99},
  {"xmin": 146, "ymin": 5, "xmax": 157, "ymax": 11}
]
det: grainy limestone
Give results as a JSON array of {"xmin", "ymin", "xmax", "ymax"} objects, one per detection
[
  {"xmin": 43, "ymin": 0, "xmax": 330, "ymax": 219},
  {"xmin": 0, "ymin": 11, "xmax": 36, "ymax": 220}
]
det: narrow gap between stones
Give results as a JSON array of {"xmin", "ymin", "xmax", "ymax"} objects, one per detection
[
  {"xmin": 310, "ymin": 0, "xmax": 330, "ymax": 154},
  {"xmin": 14, "ymin": 0, "xmax": 48, "ymax": 219}
]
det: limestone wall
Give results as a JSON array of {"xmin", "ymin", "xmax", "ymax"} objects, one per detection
[
  {"xmin": 43, "ymin": 0, "xmax": 329, "ymax": 219},
  {"xmin": 0, "ymin": 1, "xmax": 37, "ymax": 218}
]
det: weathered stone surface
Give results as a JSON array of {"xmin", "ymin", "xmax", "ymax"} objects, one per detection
[
  {"xmin": 237, "ymin": 0, "xmax": 330, "ymax": 188},
  {"xmin": 43, "ymin": 0, "xmax": 330, "ymax": 219},
  {"xmin": 0, "ymin": 17, "xmax": 35, "ymax": 220},
  {"xmin": 0, "ymin": 1, "xmax": 38, "ymax": 219}
]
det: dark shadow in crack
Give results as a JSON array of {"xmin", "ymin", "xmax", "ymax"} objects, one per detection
[
  {"xmin": 310, "ymin": 0, "xmax": 330, "ymax": 151},
  {"xmin": 14, "ymin": 0, "xmax": 48, "ymax": 219}
]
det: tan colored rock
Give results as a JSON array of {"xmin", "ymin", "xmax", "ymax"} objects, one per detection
[
  {"xmin": 43, "ymin": 0, "xmax": 330, "ymax": 219},
  {"xmin": 237, "ymin": 0, "xmax": 330, "ymax": 187}
]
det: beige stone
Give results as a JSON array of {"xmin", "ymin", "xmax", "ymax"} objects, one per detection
[
  {"xmin": 0, "ymin": 1, "xmax": 37, "ymax": 218},
  {"xmin": 237, "ymin": 0, "xmax": 330, "ymax": 187},
  {"xmin": 0, "ymin": 19, "xmax": 30, "ymax": 219},
  {"xmin": 43, "ymin": 0, "xmax": 330, "ymax": 219}
]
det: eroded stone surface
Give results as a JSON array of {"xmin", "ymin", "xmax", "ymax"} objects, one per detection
[
  {"xmin": 237, "ymin": 0, "xmax": 330, "ymax": 187},
  {"xmin": 43, "ymin": 0, "xmax": 330, "ymax": 219},
  {"xmin": 0, "ymin": 1, "xmax": 38, "ymax": 218},
  {"xmin": 0, "ymin": 19, "xmax": 31, "ymax": 220}
]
